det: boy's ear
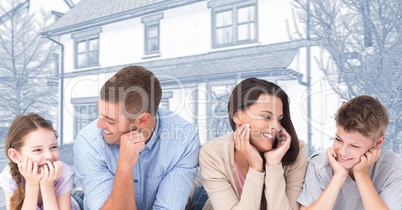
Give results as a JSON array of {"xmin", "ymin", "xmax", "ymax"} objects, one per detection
[
  {"xmin": 7, "ymin": 148, "xmax": 22, "ymax": 164},
  {"xmin": 374, "ymin": 136, "xmax": 385, "ymax": 148}
]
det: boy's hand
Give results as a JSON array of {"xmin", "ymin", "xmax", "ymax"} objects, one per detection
[
  {"xmin": 40, "ymin": 160, "xmax": 63, "ymax": 186},
  {"xmin": 353, "ymin": 147, "xmax": 381, "ymax": 175},
  {"xmin": 234, "ymin": 123, "xmax": 263, "ymax": 172},
  {"xmin": 326, "ymin": 148, "xmax": 348, "ymax": 180},
  {"xmin": 18, "ymin": 157, "xmax": 43, "ymax": 186},
  {"xmin": 264, "ymin": 127, "xmax": 291, "ymax": 166}
]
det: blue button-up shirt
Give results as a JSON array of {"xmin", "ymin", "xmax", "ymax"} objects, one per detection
[{"xmin": 74, "ymin": 108, "xmax": 200, "ymax": 210}]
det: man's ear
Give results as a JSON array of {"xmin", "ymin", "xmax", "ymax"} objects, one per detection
[
  {"xmin": 7, "ymin": 148, "xmax": 22, "ymax": 164},
  {"xmin": 375, "ymin": 136, "xmax": 385, "ymax": 148},
  {"xmin": 136, "ymin": 112, "xmax": 151, "ymax": 128}
]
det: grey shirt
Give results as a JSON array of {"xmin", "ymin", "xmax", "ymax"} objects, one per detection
[{"xmin": 297, "ymin": 150, "xmax": 402, "ymax": 210}]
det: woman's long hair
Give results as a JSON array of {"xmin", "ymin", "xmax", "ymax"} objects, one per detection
[
  {"xmin": 228, "ymin": 77, "xmax": 299, "ymax": 165},
  {"xmin": 4, "ymin": 113, "xmax": 54, "ymax": 210}
]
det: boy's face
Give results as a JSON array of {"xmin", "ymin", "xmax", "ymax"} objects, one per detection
[{"xmin": 333, "ymin": 126, "xmax": 379, "ymax": 169}]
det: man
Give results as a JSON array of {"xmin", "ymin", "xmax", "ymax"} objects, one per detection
[{"xmin": 74, "ymin": 66, "xmax": 200, "ymax": 210}]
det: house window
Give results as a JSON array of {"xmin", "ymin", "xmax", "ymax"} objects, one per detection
[
  {"xmin": 72, "ymin": 97, "xmax": 98, "ymax": 137},
  {"xmin": 212, "ymin": 2, "xmax": 257, "ymax": 47},
  {"xmin": 142, "ymin": 13, "xmax": 163, "ymax": 55},
  {"xmin": 72, "ymin": 27, "xmax": 102, "ymax": 69},
  {"xmin": 145, "ymin": 23, "xmax": 160, "ymax": 54},
  {"xmin": 76, "ymin": 38, "xmax": 99, "ymax": 67}
]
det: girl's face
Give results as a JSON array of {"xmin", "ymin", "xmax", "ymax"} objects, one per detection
[
  {"xmin": 333, "ymin": 126, "xmax": 376, "ymax": 170},
  {"xmin": 235, "ymin": 94, "xmax": 283, "ymax": 152},
  {"xmin": 14, "ymin": 128, "xmax": 59, "ymax": 168}
]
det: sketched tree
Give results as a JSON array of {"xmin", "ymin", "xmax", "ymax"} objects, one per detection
[
  {"xmin": 0, "ymin": 0, "xmax": 58, "ymax": 126},
  {"xmin": 293, "ymin": 0, "xmax": 402, "ymax": 154}
]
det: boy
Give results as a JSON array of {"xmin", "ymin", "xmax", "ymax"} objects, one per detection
[{"xmin": 297, "ymin": 95, "xmax": 402, "ymax": 210}]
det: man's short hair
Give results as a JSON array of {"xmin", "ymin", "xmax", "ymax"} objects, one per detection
[
  {"xmin": 100, "ymin": 66, "xmax": 162, "ymax": 118},
  {"xmin": 335, "ymin": 95, "xmax": 389, "ymax": 140}
]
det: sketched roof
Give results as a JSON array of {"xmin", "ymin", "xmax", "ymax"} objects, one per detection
[
  {"xmin": 43, "ymin": 0, "xmax": 200, "ymax": 35},
  {"xmin": 63, "ymin": 43, "xmax": 304, "ymax": 84}
]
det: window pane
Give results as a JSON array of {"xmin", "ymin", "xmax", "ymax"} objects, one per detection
[
  {"xmin": 89, "ymin": 39, "xmax": 98, "ymax": 51},
  {"xmin": 148, "ymin": 25, "xmax": 158, "ymax": 38},
  {"xmin": 238, "ymin": 5, "xmax": 255, "ymax": 23},
  {"xmin": 216, "ymin": 27, "xmax": 232, "ymax": 44},
  {"xmin": 216, "ymin": 10, "xmax": 232, "ymax": 27},
  {"xmin": 148, "ymin": 38, "xmax": 159, "ymax": 52},
  {"xmin": 88, "ymin": 51, "xmax": 99, "ymax": 65},
  {"xmin": 238, "ymin": 23, "xmax": 255, "ymax": 41},
  {"xmin": 77, "ymin": 41, "xmax": 86, "ymax": 53},
  {"xmin": 89, "ymin": 105, "xmax": 98, "ymax": 120},
  {"xmin": 77, "ymin": 53, "xmax": 87, "ymax": 67}
]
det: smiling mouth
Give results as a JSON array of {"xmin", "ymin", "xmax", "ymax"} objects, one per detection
[
  {"xmin": 262, "ymin": 132, "xmax": 274, "ymax": 140},
  {"xmin": 103, "ymin": 129, "xmax": 112, "ymax": 135},
  {"xmin": 339, "ymin": 154, "xmax": 352, "ymax": 161}
]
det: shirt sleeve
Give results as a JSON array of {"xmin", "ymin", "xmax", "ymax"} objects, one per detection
[
  {"xmin": 265, "ymin": 142, "xmax": 308, "ymax": 210},
  {"xmin": 74, "ymin": 133, "xmax": 114, "ymax": 210},
  {"xmin": 0, "ymin": 166, "xmax": 17, "ymax": 193},
  {"xmin": 153, "ymin": 126, "xmax": 200, "ymax": 210},
  {"xmin": 296, "ymin": 154, "xmax": 325, "ymax": 208},
  {"xmin": 378, "ymin": 165, "xmax": 402, "ymax": 210},
  {"xmin": 199, "ymin": 142, "xmax": 265, "ymax": 210},
  {"xmin": 54, "ymin": 162, "xmax": 75, "ymax": 197}
]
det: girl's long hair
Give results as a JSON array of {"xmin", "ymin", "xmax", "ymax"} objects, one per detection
[{"xmin": 4, "ymin": 113, "xmax": 54, "ymax": 210}]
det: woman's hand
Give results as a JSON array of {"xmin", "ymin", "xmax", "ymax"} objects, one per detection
[
  {"xmin": 263, "ymin": 127, "xmax": 291, "ymax": 166},
  {"xmin": 234, "ymin": 123, "xmax": 263, "ymax": 172},
  {"xmin": 40, "ymin": 160, "xmax": 63, "ymax": 187},
  {"xmin": 18, "ymin": 157, "xmax": 43, "ymax": 186}
]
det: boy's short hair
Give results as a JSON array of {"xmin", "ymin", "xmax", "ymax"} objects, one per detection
[{"xmin": 335, "ymin": 95, "xmax": 389, "ymax": 140}]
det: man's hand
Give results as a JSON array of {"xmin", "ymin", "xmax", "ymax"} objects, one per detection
[
  {"xmin": 353, "ymin": 147, "xmax": 381, "ymax": 175},
  {"xmin": 264, "ymin": 127, "xmax": 291, "ymax": 166},
  {"xmin": 234, "ymin": 123, "xmax": 263, "ymax": 172},
  {"xmin": 119, "ymin": 130, "xmax": 145, "ymax": 169}
]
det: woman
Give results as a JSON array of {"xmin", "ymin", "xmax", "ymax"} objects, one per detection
[{"xmin": 199, "ymin": 78, "xmax": 308, "ymax": 209}]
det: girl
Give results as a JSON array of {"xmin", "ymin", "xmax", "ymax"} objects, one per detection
[
  {"xmin": 198, "ymin": 78, "xmax": 308, "ymax": 209},
  {"xmin": 0, "ymin": 113, "xmax": 80, "ymax": 210}
]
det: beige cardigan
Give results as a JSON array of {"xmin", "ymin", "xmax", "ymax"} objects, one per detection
[{"xmin": 199, "ymin": 134, "xmax": 308, "ymax": 210}]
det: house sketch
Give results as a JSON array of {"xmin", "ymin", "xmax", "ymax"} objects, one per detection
[{"xmin": 39, "ymin": 0, "xmax": 339, "ymax": 152}]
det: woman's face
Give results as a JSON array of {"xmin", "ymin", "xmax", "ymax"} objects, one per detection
[{"xmin": 235, "ymin": 94, "xmax": 283, "ymax": 152}]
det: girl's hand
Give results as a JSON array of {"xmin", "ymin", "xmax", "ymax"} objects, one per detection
[
  {"xmin": 234, "ymin": 123, "xmax": 263, "ymax": 172},
  {"xmin": 353, "ymin": 147, "xmax": 381, "ymax": 175},
  {"xmin": 18, "ymin": 157, "xmax": 43, "ymax": 186},
  {"xmin": 326, "ymin": 148, "xmax": 348, "ymax": 181},
  {"xmin": 264, "ymin": 127, "xmax": 291, "ymax": 166},
  {"xmin": 40, "ymin": 160, "xmax": 63, "ymax": 186}
]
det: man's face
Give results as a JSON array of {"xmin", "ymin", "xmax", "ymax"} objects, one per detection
[
  {"xmin": 97, "ymin": 99, "xmax": 131, "ymax": 144},
  {"xmin": 333, "ymin": 126, "xmax": 376, "ymax": 169}
]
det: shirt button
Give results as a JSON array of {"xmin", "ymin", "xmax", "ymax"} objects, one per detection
[{"xmin": 134, "ymin": 179, "xmax": 138, "ymax": 183}]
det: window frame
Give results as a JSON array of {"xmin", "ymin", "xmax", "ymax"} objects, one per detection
[
  {"xmin": 71, "ymin": 28, "xmax": 102, "ymax": 69},
  {"xmin": 142, "ymin": 13, "xmax": 163, "ymax": 56},
  {"xmin": 212, "ymin": 2, "xmax": 258, "ymax": 48},
  {"xmin": 71, "ymin": 97, "xmax": 98, "ymax": 138}
]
